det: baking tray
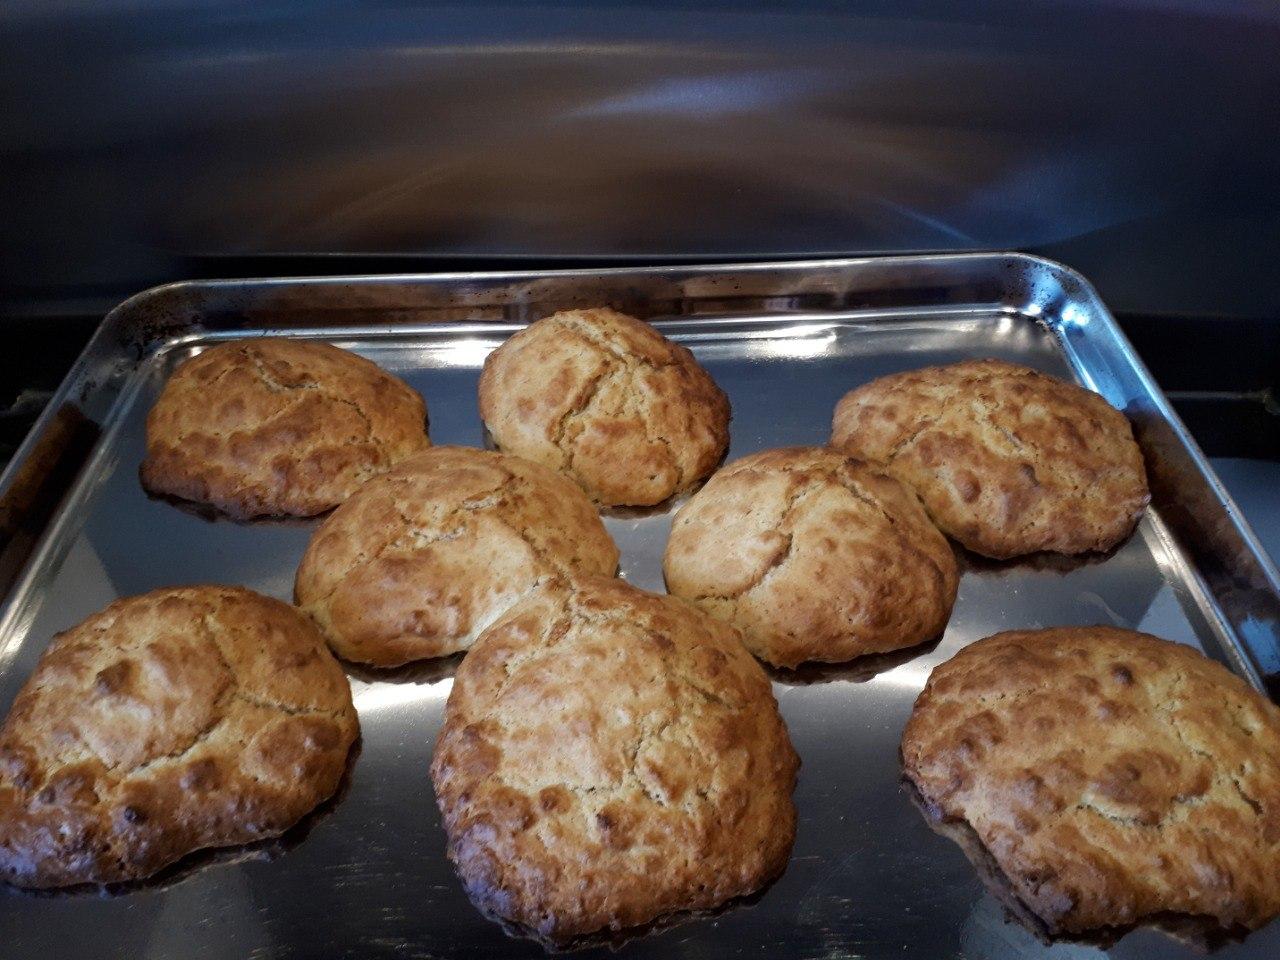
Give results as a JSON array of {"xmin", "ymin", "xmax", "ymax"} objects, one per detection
[{"xmin": 1, "ymin": 254, "xmax": 1278, "ymax": 960}]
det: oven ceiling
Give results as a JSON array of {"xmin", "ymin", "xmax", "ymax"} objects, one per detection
[{"xmin": 2, "ymin": 0, "xmax": 1278, "ymax": 319}]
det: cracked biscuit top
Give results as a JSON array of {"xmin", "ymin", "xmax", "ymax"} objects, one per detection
[
  {"xmin": 477, "ymin": 308, "xmax": 730, "ymax": 507},
  {"xmin": 830, "ymin": 359, "xmax": 1149, "ymax": 559},
  {"xmin": 902, "ymin": 627, "xmax": 1280, "ymax": 943},
  {"xmin": 294, "ymin": 446, "xmax": 620, "ymax": 667},
  {"xmin": 141, "ymin": 338, "xmax": 430, "ymax": 519},
  {"xmin": 664, "ymin": 447, "xmax": 957, "ymax": 668},
  {"xmin": 0, "ymin": 586, "xmax": 358, "ymax": 888},
  {"xmin": 430, "ymin": 575, "xmax": 798, "ymax": 946}
]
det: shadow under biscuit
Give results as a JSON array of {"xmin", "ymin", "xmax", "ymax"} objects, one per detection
[
  {"xmin": 480, "ymin": 858, "xmax": 787, "ymax": 954},
  {"xmin": 340, "ymin": 651, "xmax": 465, "ymax": 686},
  {"xmin": 597, "ymin": 449, "xmax": 729, "ymax": 522},
  {"xmin": 956, "ymin": 541, "xmax": 1126, "ymax": 576},
  {"xmin": 2, "ymin": 736, "xmax": 362, "ymax": 900},
  {"xmin": 140, "ymin": 485, "xmax": 328, "ymax": 528},
  {"xmin": 599, "ymin": 495, "xmax": 686, "ymax": 521},
  {"xmin": 767, "ymin": 636, "xmax": 943, "ymax": 687}
]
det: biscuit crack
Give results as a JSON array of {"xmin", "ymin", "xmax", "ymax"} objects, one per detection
[
  {"xmin": 245, "ymin": 349, "xmax": 307, "ymax": 395},
  {"xmin": 122, "ymin": 695, "xmax": 236, "ymax": 777},
  {"xmin": 686, "ymin": 476, "xmax": 816, "ymax": 606},
  {"xmin": 1228, "ymin": 776, "xmax": 1264, "ymax": 817},
  {"xmin": 675, "ymin": 674, "xmax": 737, "ymax": 710},
  {"xmin": 881, "ymin": 414, "xmax": 943, "ymax": 465},
  {"xmin": 1155, "ymin": 678, "xmax": 1216, "ymax": 765},
  {"xmin": 326, "ymin": 393, "xmax": 377, "ymax": 444},
  {"xmin": 301, "ymin": 469, "xmax": 515, "ymax": 608},
  {"xmin": 707, "ymin": 463, "xmax": 949, "ymax": 608},
  {"xmin": 553, "ymin": 315, "xmax": 681, "ymax": 374},
  {"xmin": 553, "ymin": 355, "xmax": 620, "ymax": 449},
  {"xmin": 200, "ymin": 608, "xmax": 345, "ymax": 723},
  {"xmin": 626, "ymin": 716, "xmax": 677, "ymax": 807},
  {"xmin": 1073, "ymin": 799, "xmax": 1153, "ymax": 829},
  {"xmin": 850, "ymin": 368, "xmax": 1033, "ymax": 467},
  {"xmin": 649, "ymin": 431, "xmax": 684, "ymax": 490},
  {"xmin": 743, "ymin": 533, "xmax": 795, "ymax": 598},
  {"xmin": 728, "ymin": 473, "xmax": 829, "ymax": 601},
  {"xmin": 971, "ymin": 394, "xmax": 1031, "ymax": 459},
  {"xmin": 246, "ymin": 348, "xmax": 379, "ymax": 449},
  {"xmin": 492, "ymin": 612, "xmax": 574, "ymax": 696},
  {"xmin": 300, "ymin": 468, "xmax": 579, "ymax": 642},
  {"xmin": 830, "ymin": 470, "xmax": 951, "ymax": 589},
  {"xmin": 551, "ymin": 326, "xmax": 684, "ymax": 494},
  {"xmin": 233, "ymin": 690, "xmax": 345, "ymax": 719},
  {"xmin": 302, "ymin": 522, "xmax": 420, "ymax": 612},
  {"xmin": 162, "ymin": 348, "xmax": 384, "ymax": 459}
]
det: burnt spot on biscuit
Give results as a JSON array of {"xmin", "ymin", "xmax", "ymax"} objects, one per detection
[
  {"xmin": 902, "ymin": 625, "xmax": 1280, "ymax": 944},
  {"xmin": 0, "ymin": 586, "xmax": 358, "ymax": 888},
  {"xmin": 429, "ymin": 575, "xmax": 797, "ymax": 946},
  {"xmin": 831, "ymin": 359, "xmax": 1148, "ymax": 558},
  {"xmin": 92, "ymin": 660, "xmax": 135, "ymax": 697}
]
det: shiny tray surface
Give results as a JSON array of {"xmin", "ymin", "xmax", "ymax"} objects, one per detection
[{"xmin": 1, "ymin": 255, "xmax": 1278, "ymax": 959}]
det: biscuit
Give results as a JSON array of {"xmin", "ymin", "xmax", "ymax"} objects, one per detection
[
  {"xmin": 902, "ymin": 626, "xmax": 1280, "ymax": 946},
  {"xmin": 430, "ymin": 575, "xmax": 798, "ymax": 946},
  {"xmin": 664, "ymin": 447, "xmax": 957, "ymax": 668},
  {"xmin": 477, "ymin": 308, "xmax": 730, "ymax": 506},
  {"xmin": 294, "ymin": 446, "xmax": 620, "ymax": 667},
  {"xmin": 830, "ymin": 359, "xmax": 1149, "ymax": 558},
  {"xmin": 141, "ymin": 337, "xmax": 429, "ymax": 518},
  {"xmin": 0, "ymin": 586, "xmax": 358, "ymax": 888}
]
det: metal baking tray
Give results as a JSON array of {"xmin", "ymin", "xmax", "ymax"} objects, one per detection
[{"xmin": 2, "ymin": 254, "xmax": 1278, "ymax": 960}]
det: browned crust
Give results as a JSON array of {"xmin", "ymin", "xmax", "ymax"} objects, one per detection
[
  {"xmin": 141, "ymin": 337, "xmax": 429, "ymax": 519},
  {"xmin": 430, "ymin": 576, "xmax": 799, "ymax": 946},
  {"xmin": 901, "ymin": 626, "xmax": 1280, "ymax": 943},
  {"xmin": 294, "ymin": 446, "xmax": 620, "ymax": 667},
  {"xmin": 902, "ymin": 776, "xmax": 1248, "ymax": 951},
  {"xmin": 830, "ymin": 358, "xmax": 1150, "ymax": 558},
  {"xmin": 0, "ymin": 586, "xmax": 359, "ymax": 888},
  {"xmin": 477, "ymin": 308, "xmax": 731, "ymax": 507},
  {"xmin": 664, "ymin": 446, "xmax": 958, "ymax": 668}
]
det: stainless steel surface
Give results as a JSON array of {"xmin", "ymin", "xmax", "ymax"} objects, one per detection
[
  {"xmin": 4, "ymin": 2, "xmax": 1280, "ymax": 320},
  {"xmin": 1212, "ymin": 458, "xmax": 1280, "ymax": 569},
  {"xmin": 1, "ymin": 254, "xmax": 1278, "ymax": 959}
]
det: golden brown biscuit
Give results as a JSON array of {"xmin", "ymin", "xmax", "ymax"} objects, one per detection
[
  {"xmin": 0, "ymin": 586, "xmax": 358, "ymax": 888},
  {"xmin": 477, "ymin": 308, "xmax": 730, "ymax": 506},
  {"xmin": 141, "ymin": 337, "xmax": 429, "ymax": 518},
  {"xmin": 902, "ymin": 626, "xmax": 1280, "ymax": 946},
  {"xmin": 830, "ymin": 359, "xmax": 1149, "ymax": 558},
  {"xmin": 664, "ymin": 447, "xmax": 957, "ymax": 668},
  {"xmin": 430, "ymin": 576, "xmax": 798, "ymax": 947},
  {"xmin": 294, "ymin": 446, "xmax": 620, "ymax": 667}
]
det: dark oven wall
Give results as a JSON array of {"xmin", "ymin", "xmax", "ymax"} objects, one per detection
[
  {"xmin": 2, "ymin": 1, "xmax": 1278, "ymax": 524},
  {"xmin": 2, "ymin": 0, "xmax": 1279, "ymax": 321}
]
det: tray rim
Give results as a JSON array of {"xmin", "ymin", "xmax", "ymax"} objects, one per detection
[{"xmin": 2, "ymin": 251, "xmax": 1277, "ymax": 695}]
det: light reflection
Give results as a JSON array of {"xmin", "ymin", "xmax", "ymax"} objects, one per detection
[
  {"xmin": 570, "ymin": 69, "xmax": 832, "ymax": 119},
  {"xmin": 752, "ymin": 325, "xmax": 837, "ymax": 360},
  {"xmin": 870, "ymin": 661, "xmax": 933, "ymax": 690},
  {"xmin": 354, "ymin": 678, "xmax": 453, "ymax": 711},
  {"xmin": 428, "ymin": 338, "xmax": 499, "ymax": 368},
  {"xmin": 1059, "ymin": 303, "xmax": 1092, "ymax": 329}
]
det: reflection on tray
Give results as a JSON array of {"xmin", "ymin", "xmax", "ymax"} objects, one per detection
[{"xmin": 767, "ymin": 636, "xmax": 942, "ymax": 687}]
